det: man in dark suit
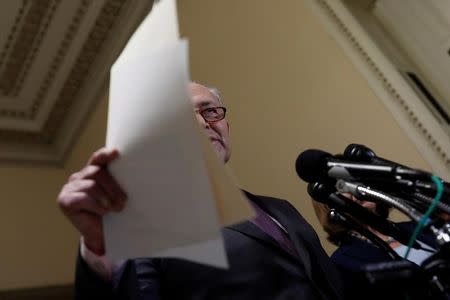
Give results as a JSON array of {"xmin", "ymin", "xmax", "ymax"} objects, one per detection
[{"xmin": 58, "ymin": 82, "xmax": 345, "ymax": 299}]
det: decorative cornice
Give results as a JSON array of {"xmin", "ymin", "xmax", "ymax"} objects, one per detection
[
  {"xmin": 0, "ymin": 0, "xmax": 53, "ymax": 95},
  {"xmin": 41, "ymin": 0, "xmax": 127, "ymax": 143},
  {"xmin": 0, "ymin": 0, "xmax": 90, "ymax": 119},
  {"xmin": 307, "ymin": 0, "xmax": 450, "ymax": 175},
  {"xmin": 0, "ymin": 0, "xmax": 28, "ymax": 75},
  {"xmin": 0, "ymin": 0, "xmax": 155, "ymax": 163},
  {"xmin": 29, "ymin": 0, "xmax": 91, "ymax": 120},
  {"xmin": 11, "ymin": 0, "xmax": 62, "ymax": 97},
  {"xmin": 0, "ymin": 0, "xmax": 126, "ymax": 144}
]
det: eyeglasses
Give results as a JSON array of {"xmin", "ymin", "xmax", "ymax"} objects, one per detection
[{"xmin": 195, "ymin": 106, "xmax": 227, "ymax": 122}]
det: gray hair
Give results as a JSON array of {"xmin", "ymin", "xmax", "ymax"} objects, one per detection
[
  {"xmin": 191, "ymin": 81, "xmax": 223, "ymax": 105},
  {"xmin": 206, "ymin": 86, "xmax": 223, "ymax": 105}
]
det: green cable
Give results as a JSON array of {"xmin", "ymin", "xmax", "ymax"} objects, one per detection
[{"xmin": 404, "ymin": 175, "xmax": 444, "ymax": 259}]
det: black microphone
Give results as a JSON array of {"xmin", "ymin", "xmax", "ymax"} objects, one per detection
[
  {"xmin": 343, "ymin": 144, "xmax": 450, "ymax": 202},
  {"xmin": 296, "ymin": 149, "xmax": 431, "ymax": 184},
  {"xmin": 344, "ymin": 144, "xmax": 409, "ymax": 168},
  {"xmin": 307, "ymin": 182, "xmax": 420, "ymax": 248}
]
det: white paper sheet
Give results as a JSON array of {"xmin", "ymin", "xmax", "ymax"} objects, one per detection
[
  {"xmin": 104, "ymin": 0, "xmax": 252, "ymax": 268},
  {"xmin": 114, "ymin": 0, "xmax": 179, "ymax": 69}
]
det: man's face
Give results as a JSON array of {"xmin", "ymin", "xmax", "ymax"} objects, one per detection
[{"xmin": 189, "ymin": 82, "xmax": 231, "ymax": 163}]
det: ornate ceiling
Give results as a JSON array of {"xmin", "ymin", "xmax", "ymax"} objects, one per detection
[{"xmin": 0, "ymin": 0, "xmax": 154, "ymax": 164}]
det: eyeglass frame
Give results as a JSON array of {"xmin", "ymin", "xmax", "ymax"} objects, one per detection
[{"xmin": 195, "ymin": 106, "xmax": 227, "ymax": 123}]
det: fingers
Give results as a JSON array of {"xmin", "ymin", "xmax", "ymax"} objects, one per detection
[
  {"xmin": 57, "ymin": 147, "xmax": 127, "ymax": 245},
  {"xmin": 60, "ymin": 191, "xmax": 109, "ymax": 216},
  {"xmin": 87, "ymin": 148, "xmax": 119, "ymax": 166},
  {"xmin": 57, "ymin": 147, "xmax": 126, "ymax": 254},
  {"xmin": 87, "ymin": 165, "xmax": 126, "ymax": 208},
  {"xmin": 70, "ymin": 165, "xmax": 126, "ymax": 210},
  {"xmin": 59, "ymin": 179, "xmax": 113, "ymax": 215},
  {"xmin": 63, "ymin": 179, "xmax": 109, "ymax": 210},
  {"xmin": 89, "ymin": 148, "xmax": 127, "ymax": 207}
]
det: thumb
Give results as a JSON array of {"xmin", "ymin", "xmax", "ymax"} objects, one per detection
[{"xmin": 87, "ymin": 148, "xmax": 119, "ymax": 166}]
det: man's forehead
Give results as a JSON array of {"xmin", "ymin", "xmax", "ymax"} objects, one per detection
[{"xmin": 189, "ymin": 83, "xmax": 220, "ymax": 107}]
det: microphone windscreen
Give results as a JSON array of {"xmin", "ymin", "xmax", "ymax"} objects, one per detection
[
  {"xmin": 344, "ymin": 143, "xmax": 408, "ymax": 168},
  {"xmin": 295, "ymin": 149, "xmax": 331, "ymax": 183},
  {"xmin": 343, "ymin": 144, "xmax": 376, "ymax": 162},
  {"xmin": 307, "ymin": 182, "xmax": 335, "ymax": 203}
]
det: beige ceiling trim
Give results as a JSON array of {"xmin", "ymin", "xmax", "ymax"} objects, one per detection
[
  {"xmin": 11, "ymin": 0, "xmax": 62, "ymax": 97},
  {"xmin": 305, "ymin": 0, "xmax": 450, "ymax": 179},
  {"xmin": 0, "ymin": 1, "xmax": 28, "ymax": 74},
  {"xmin": 0, "ymin": 0, "xmax": 127, "ymax": 145},
  {"xmin": 28, "ymin": 0, "xmax": 91, "ymax": 120},
  {"xmin": 0, "ymin": 0, "xmax": 90, "ymax": 119},
  {"xmin": 0, "ymin": 0, "xmax": 53, "ymax": 95},
  {"xmin": 41, "ymin": 0, "xmax": 128, "ymax": 144}
]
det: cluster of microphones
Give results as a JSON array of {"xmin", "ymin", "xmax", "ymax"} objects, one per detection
[{"xmin": 295, "ymin": 144, "xmax": 450, "ymax": 252}]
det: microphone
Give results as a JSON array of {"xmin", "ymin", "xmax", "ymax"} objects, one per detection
[
  {"xmin": 336, "ymin": 180, "xmax": 450, "ymax": 246},
  {"xmin": 308, "ymin": 182, "xmax": 420, "ymax": 248},
  {"xmin": 336, "ymin": 180, "xmax": 425, "ymax": 223},
  {"xmin": 343, "ymin": 144, "xmax": 450, "ymax": 202},
  {"xmin": 344, "ymin": 144, "xmax": 409, "ymax": 168},
  {"xmin": 296, "ymin": 149, "xmax": 432, "ymax": 184}
]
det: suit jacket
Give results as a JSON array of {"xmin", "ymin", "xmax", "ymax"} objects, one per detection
[
  {"xmin": 330, "ymin": 222, "xmax": 438, "ymax": 300},
  {"xmin": 75, "ymin": 191, "xmax": 345, "ymax": 300},
  {"xmin": 331, "ymin": 221, "xmax": 437, "ymax": 272}
]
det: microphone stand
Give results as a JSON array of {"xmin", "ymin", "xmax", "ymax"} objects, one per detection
[
  {"xmin": 336, "ymin": 180, "xmax": 450, "ymax": 247},
  {"xmin": 336, "ymin": 179, "xmax": 450, "ymax": 299},
  {"xmin": 328, "ymin": 208, "xmax": 401, "ymax": 260}
]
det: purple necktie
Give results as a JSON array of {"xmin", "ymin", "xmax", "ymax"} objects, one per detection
[{"xmin": 250, "ymin": 203, "xmax": 298, "ymax": 257}]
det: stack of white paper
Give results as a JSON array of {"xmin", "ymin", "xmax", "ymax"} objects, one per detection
[{"xmin": 104, "ymin": 0, "xmax": 253, "ymax": 268}]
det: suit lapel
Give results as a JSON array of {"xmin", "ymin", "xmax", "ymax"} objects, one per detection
[
  {"xmin": 245, "ymin": 192, "xmax": 313, "ymax": 274},
  {"xmin": 243, "ymin": 191, "xmax": 344, "ymax": 300},
  {"xmin": 226, "ymin": 219, "xmax": 300, "ymax": 263},
  {"xmin": 226, "ymin": 191, "xmax": 307, "ymax": 264}
]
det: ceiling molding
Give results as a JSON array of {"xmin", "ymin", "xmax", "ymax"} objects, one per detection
[
  {"xmin": 305, "ymin": 0, "xmax": 450, "ymax": 180},
  {"xmin": 0, "ymin": 1, "xmax": 29, "ymax": 77},
  {"xmin": 0, "ymin": 0, "xmax": 154, "ymax": 165},
  {"xmin": 0, "ymin": 0, "xmax": 58, "ymax": 96}
]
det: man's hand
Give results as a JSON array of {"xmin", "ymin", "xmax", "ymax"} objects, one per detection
[{"xmin": 57, "ymin": 148, "xmax": 127, "ymax": 255}]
